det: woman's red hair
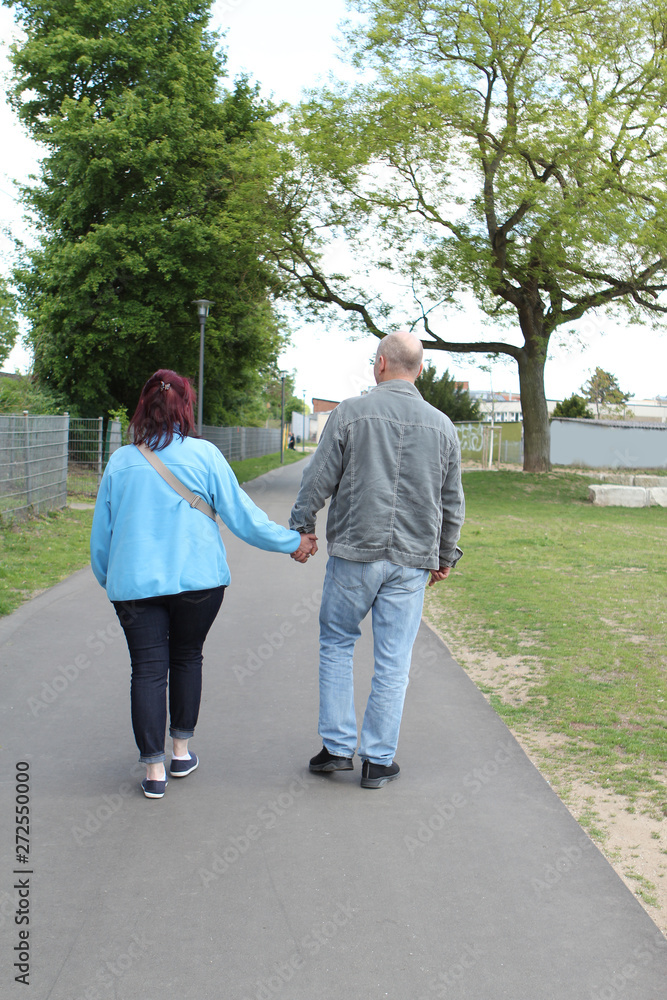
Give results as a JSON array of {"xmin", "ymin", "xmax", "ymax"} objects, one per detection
[{"xmin": 129, "ymin": 369, "xmax": 198, "ymax": 449}]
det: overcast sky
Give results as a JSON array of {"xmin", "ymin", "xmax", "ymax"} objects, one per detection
[{"xmin": 1, "ymin": 0, "xmax": 665, "ymax": 404}]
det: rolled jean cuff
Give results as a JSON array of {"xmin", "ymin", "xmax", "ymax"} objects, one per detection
[
  {"xmin": 170, "ymin": 727, "xmax": 195, "ymax": 740},
  {"xmin": 139, "ymin": 752, "xmax": 166, "ymax": 765}
]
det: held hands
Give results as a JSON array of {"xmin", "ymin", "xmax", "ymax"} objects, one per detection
[
  {"xmin": 291, "ymin": 533, "xmax": 318, "ymax": 564},
  {"xmin": 428, "ymin": 566, "xmax": 451, "ymax": 587}
]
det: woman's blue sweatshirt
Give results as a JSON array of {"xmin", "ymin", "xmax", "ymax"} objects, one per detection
[{"xmin": 90, "ymin": 435, "xmax": 300, "ymax": 601}]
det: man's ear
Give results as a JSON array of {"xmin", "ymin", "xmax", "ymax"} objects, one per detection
[{"xmin": 416, "ymin": 363, "xmax": 424, "ymax": 378}]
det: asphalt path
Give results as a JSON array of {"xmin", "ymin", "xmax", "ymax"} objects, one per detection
[{"xmin": 1, "ymin": 457, "xmax": 665, "ymax": 999}]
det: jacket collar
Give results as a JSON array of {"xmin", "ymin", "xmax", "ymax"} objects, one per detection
[{"xmin": 371, "ymin": 379, "xmax": 423, "ymax": 399}]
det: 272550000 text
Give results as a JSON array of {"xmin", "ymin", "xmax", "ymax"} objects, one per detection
[{"xmin": 15, "ymin": 762, "xmax": 30, "ymax": 865}]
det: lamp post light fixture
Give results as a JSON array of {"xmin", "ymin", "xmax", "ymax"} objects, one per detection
[{"xmin": 192, "ymin": 299, "xmax": 214, "ymax": 435}]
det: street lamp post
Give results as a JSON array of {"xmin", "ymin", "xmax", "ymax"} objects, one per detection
[
  {"xmin": 192, "ymin": 299, "xmax": 214, "ymax": 435},
  {"xmin": 280, "ymin": 376, "xmax": 286, "ymax": 465},
  {"xmin": 302, "ymin": 390, "xmax": 306, "ymax": 452}
]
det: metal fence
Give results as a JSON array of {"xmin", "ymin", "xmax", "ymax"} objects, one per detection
[
  {"xmin": 68, "ymin": 417, "xmax": 122, "ymax": 496},
  {"xmin": 456, "ymin": 421, "xmax": 524, "ymax": 466},
  {"xmin": 0, "ymin": 415, "xmax": 283, "ymax": 522},
  {"xmin": 201, "ymin": 425, "xmax": 281, "ymax": 462},
  {"xmin": 0, "ymin": 414, "xmax": 69, "ymax": 521}
]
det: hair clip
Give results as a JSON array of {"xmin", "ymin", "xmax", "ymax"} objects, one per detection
[{"xmin": 160, "ymin": 381, "xmax": 171, "ymax": 392}]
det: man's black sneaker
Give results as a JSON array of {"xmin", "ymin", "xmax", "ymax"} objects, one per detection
[
  {"xmin": 309, "ymin": 746, "xmax": 354, "ymax": 772},
  {"xmin": 361, "ymin": 759, "xmax": 400, "ymax": 788}
]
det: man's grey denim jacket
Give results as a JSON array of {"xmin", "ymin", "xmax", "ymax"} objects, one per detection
[{"xmin": 289, "ymin": 380, "xmax": 464, "ymax": 570}]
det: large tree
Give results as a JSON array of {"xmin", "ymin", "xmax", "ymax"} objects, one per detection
[
  {"xmin": 580, "ymin": 367, "xmax": 632, "ymax": 418},
  {"xmin": 0, "ymin": 276, "xmax": 19, "ymax": 367},
  {"xmin": 4, "ymin": 0, "xmax": 286, "ymax": 420},
  {"xmin": 271, "ymin": 0, "xmax": 667, "ymax": 470}
]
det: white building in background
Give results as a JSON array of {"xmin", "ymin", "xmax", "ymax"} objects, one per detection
[
  {"xmin": 470, "ymin": 391, "xmax": 537, "ymax": 422},
  {"xmin": 621, "ymin": 397, "xmax": 667, "ymax": 422},
  {"xmin": 472, "ymin": 391, "xmax": 667, "ymax": 423}
]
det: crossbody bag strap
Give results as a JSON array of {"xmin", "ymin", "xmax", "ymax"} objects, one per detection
[{"xmin": 136, "ymin": 443, "xmax": 218, "ymax": 523}]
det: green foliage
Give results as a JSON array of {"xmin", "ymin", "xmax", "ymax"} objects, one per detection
[
  {"xmin": 0, "ymin": 374, "xmax": 70, "ymax": 414},
  {"xmin": 4, "ymin": 0, "xmax": 288, "ymax": 422},
  {"xmin": 0, "ymin": 276, "xmax": 19, "ymax": 366},
  {"xmin": 415, "ymin": 362, "xmax": 480, "ymax": 421},
  {"xmin": 259, "ymin": 372, "xmax": 309, "ymax": 427},
  {"xmin": 580, "ymin": 367, "xmax": 633, "ymax": 418},
  {"xmin": 275, "ymin": 0, "xmax": 667, "ymax": 471},
  {"xmin": 107, "ymin": 404, "xmax": 130, "ymax": 441},
  {"xmin": 552, "ymin": 394, "xmax": 592, "ymax": 419}
]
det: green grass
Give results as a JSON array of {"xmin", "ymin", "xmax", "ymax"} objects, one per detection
[
  {"xmin": 0, "ymin": 450, "xmax": 310, "ymax": 618},
  {"xmin": 228, "ymin": 448, "xmax": 309, "ymax": 483},
  {"xmin": 0, "ymin": 507, "xmax": 95, "ymax": 616},
  {"xmin": 424, "ymin": 470, "xmax": 667, "ymax": 817}
]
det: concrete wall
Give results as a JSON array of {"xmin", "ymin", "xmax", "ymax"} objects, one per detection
[{"xmin": 551, "ymin": 418, "xmax": 667, "ymax": 469}]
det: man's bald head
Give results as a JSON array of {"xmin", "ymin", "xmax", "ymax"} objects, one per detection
[{"xmin": 374, "ymin": 331, "xmax": 424, "ymax": 384}]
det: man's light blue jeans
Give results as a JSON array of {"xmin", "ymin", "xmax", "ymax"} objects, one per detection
[{"xmin": 318, "ymin": 556, "xmax": 429, "ymax": 765}]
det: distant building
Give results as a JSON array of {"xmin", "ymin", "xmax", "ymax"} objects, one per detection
[
  {"xmin": 622, "ymin": 398, "xmax": 667, "ymax": 422},
  {"xmin": 310, "ymin": 398, "xmax": 340, "ymax": 442},
  {"xmin": 469, "ymin": 390, "xmax": 528, "ymax": 422},
  {"xmin": 469, "ymin": 389, "xmax": 667, "ymax": 423},
  {"xmin": 312, "ymin": 398, "xmax": 340, "ymax": 413}
]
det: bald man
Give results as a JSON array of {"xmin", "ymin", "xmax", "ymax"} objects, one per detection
[{"xmin": 289, "ymin": 332, "xmax": 464, "ymax": 788}]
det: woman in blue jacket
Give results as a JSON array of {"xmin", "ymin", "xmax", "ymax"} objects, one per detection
[{"xmin": 91, "ymin": 370, "xmax": 316, "ymax": 798}]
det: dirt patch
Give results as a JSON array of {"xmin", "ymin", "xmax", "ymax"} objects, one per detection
[
  {"xmin": 425, "ymin": 615, "xmax": 667, "ymax": 936},
  {"xmin": 513, "ymin": 729, "xmax": 667, "ymax": 936},
  {"xmin": 442, "ymin": 641, "xmax": 544, "ymax": 706},
  {"xmin": 566, "ymin": 782, "xmax": 667, "ymax": 934}
]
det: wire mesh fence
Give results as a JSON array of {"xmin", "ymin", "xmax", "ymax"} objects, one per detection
[
  {"xmin": 68, "ymin": 417, "xmax": 122, "ymax": 497},
  {"xmin": 0, "ymin": 415, "xmax": 282, "ymax": 522},
  {"xmin": 456, "ymin": 421, "xmax": 524, "ymax": 466},
  {"xmin": 201, "ymin": 425, "xmax": 281, "ymax": 462},
  {"xmin": 0, "ymin": 414, "xmax": 69, "ymax": 521}
]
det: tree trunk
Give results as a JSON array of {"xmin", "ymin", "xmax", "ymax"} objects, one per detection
[
  {"xmin": 513, "ymin": 293, "xmax": 552, "ymax": 472},
  {"xmin": 517, "ymin": 345, "xmax": 551, "ymax": 472}
]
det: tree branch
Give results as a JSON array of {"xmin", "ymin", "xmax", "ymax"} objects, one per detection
[{"xmin": 421, "ymin": 315, "xmax": 522, "ymax": 360}]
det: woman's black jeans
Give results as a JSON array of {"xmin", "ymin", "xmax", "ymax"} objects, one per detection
[{"xmin": 113, "ymin": 587, "xmax": 225, "ymax": 763}]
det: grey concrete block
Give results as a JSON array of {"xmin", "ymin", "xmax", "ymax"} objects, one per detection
[
  {"xmin": 649, "ymin": 487, "xmax": 667, "ymax": 507},
  {"xmin": 635, "ymin": 475, "xmax": 667, "ymax": 488},
  {"xmin": 588, "ymin": 485, "xmax": 648, "ymax": 506},
  {"xmin": 594, "ymin": 472, "xmax": 635, "ymax": 485}
]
